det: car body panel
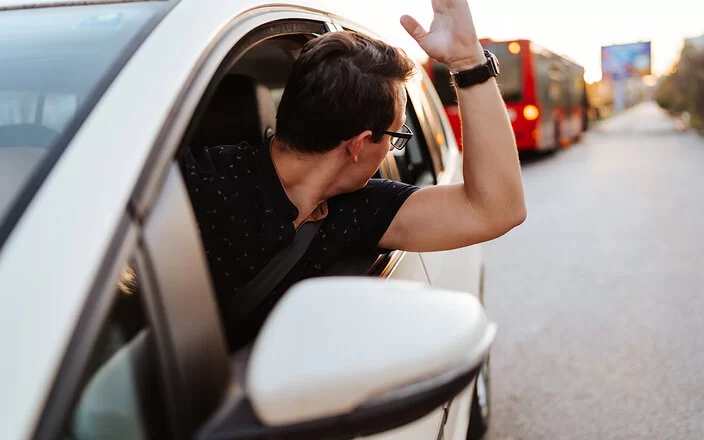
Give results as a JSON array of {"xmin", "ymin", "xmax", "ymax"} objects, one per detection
[
  {"xmin": 386, "ymin": 252, "xmax": 430, "ymax": 284},
  {"xmin": 369, "ymin": 410, "xmax": 445, "ymax": 440},
  {"xmin": 0, "ymin": 1, "xmax": 486, "ymax": 439},
  {"xmin": 0, "ymin": 3, "xmax": 333, "ymax": 438}
]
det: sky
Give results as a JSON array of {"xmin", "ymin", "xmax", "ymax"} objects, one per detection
[{"xmin": 323, "ymin": 0, "xmax": 704, "ymax": 82}]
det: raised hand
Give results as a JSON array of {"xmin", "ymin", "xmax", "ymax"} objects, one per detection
[{"xmin": 400, "ymin": 0, "xmax": 485, "ymax": 71}]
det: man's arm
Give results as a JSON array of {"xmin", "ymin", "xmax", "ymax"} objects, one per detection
[{"xmin": 378, "ymin": 0, "xmax": 526, "ymax": 252}]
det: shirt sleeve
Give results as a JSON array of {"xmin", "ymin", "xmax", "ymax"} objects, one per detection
[{"xmin": 331, "ymin": 178, "xmax": 419, "ymax": 252}]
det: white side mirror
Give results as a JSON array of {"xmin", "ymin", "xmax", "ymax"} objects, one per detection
[{"xmin": 240, "ymin": 277, "xmax": 496, "ymax": 437}]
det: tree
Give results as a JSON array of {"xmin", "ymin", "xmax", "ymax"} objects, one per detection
[{"xmin": 656, "ymin": 43, "xmax": 704, "ymax": 129}]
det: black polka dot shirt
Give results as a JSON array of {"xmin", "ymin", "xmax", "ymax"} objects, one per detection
[{"xmin": 179, "ymin": 139, "xmax": 419, "ymax": 350}]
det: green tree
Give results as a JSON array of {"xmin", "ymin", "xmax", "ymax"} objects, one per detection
[{"xmin": 656, "ymin": 44, "xmax": 704, "ymax": 129}]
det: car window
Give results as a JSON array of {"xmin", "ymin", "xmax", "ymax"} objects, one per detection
[
  {"xmin": 392, "ymin": 101, "xmax": 436, "ymax": 187},
  {"xmin": 63, "ymin": 263, "xmax": 168, "ymax": 440},
  {"xmin": 401, "ymin": 75, "xmax": 452, "ymax": 183},
  {"xmin": 0, "ymin": 2, "xmax": 168, "ymax": 244},
  {"xmin": 0, "ymin": 92, "xmax": 78, "ymax": 134},
  {"xmin": 419, "ymin": 80, "xmax": 451, "ymax": 155}
]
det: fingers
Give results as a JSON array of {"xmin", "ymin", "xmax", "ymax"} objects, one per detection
[{"xmin": 400, "ymin": 15, "xmax": 427, "ymax": 42}]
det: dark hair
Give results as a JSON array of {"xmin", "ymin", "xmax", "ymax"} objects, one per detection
[{"xmin": 275, "ymin": 31, "xmax": 415, "ymax": 153}]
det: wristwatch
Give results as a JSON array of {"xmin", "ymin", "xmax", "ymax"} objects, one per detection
[{"xmin": 450, "ymin": 50, "xmax": 500, "ymax": 88}]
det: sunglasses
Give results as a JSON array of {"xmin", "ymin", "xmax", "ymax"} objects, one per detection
[{"xmin": 383, "ymin": 124, "xmax": 413, "ymax": 151}]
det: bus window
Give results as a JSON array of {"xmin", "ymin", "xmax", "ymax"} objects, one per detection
[{"xmin": 483, "ymin": 43, "xmax": 523, "ymax": 102}]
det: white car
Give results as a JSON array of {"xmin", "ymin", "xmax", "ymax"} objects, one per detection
[{"xmin": 0, "ymin": 1, "xmax": 492, "ymax": 439}]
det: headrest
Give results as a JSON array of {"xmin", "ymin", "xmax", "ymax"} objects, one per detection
[{"xmin": 191, "ymin": 74, "xmax": 277, "ymax": 148}]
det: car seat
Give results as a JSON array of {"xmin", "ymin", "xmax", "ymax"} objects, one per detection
[{"xmin": 190, "ymin": 74, "xmax": 277, "ymax": 149}]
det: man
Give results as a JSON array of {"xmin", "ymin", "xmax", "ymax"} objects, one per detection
[{"xmin": 181, "ymin": 0, "xmax": 526, "ymax": 350}]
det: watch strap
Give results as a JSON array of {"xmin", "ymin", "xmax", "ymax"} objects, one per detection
[{"xmin": 451, "ymin": 50, "xmax": 499, "ymax": 89}]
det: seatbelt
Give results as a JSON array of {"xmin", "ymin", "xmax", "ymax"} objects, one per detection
[{"xmin": 227, "ymin": 220, "xmax": 322, "ymax": 323}]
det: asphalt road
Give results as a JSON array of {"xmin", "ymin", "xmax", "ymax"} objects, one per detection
[{"xmin": 483, "ymin": 102, "xmax": 704, "ymax": 440}]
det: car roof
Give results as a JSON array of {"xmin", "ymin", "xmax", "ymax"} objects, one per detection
[
  {"xmin": 0, "ymin": 0, "xmax": 169, "ymax": 11},
  {"xmin": 0, "ymin": 0, "xmax": 379, "ymax": 38}
]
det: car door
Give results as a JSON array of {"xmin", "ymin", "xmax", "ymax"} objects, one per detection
[
  {"xmin": 30, "ymin": 165, "xmax": 233, "ymax": 440},
  {"xmin": 2, "ymin": 3, "xmax": 473, "ymax": 440}
]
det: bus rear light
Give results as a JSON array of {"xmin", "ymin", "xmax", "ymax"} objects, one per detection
[
  {"xmin": 523, "ymin": 105, "xmax": 540, "ymax": 121},
  {"xmin": 508, "ymin": 41, "xmax": 522, "ymax": 55}
]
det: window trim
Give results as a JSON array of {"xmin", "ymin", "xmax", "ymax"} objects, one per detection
[{"xmin": 32, "ymin": 215, "xmax": 141, "ymax": 440}]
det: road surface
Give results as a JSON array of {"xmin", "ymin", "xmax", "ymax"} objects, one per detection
[{"xmin": 483, "ymin": 102, "xmax": 704, "ymax": 440}]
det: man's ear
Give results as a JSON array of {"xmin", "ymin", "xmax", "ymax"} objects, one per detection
[{"xmin": 346, "ymin": 130, "xmax": 373, "ymax": 164}]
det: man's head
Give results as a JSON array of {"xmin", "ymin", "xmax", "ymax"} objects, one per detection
[{"xmin": 275, "ymin": 31, "xmax": 415, "ymax": 189}]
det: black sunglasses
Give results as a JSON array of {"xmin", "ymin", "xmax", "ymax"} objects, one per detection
[{"xmin": 383, "ymin": 124, "xmax": 413, "ymax": 150}]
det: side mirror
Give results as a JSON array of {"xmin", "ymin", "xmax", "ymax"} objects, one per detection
[{"xmin": 197, "ymin": 278, "xmax": 496, "ymax": 440}]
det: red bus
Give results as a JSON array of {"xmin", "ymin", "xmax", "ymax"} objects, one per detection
[{"xmin": 426, "ymin": 39, "xmax": 589, "ymax": 152}]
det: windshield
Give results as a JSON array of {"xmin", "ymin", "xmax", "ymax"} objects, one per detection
[
  {"xmin": 0, "ymin": 2, "xmax": 165, "ymax": 235},
  {"xmin": 484, "ymin": 43, "xmax": 523, "ymax": 102}
]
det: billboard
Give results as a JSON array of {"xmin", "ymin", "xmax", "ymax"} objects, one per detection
[{"xmin": 601, "ymin": 42, "xmax": 651, "ymax": 80}]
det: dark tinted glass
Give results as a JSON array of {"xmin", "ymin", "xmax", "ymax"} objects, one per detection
[{"xmin": 393, "ymin": 105, "xmax": 435, "ymax": 187}]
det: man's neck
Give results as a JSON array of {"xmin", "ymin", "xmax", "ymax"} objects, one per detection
[{"xmin": 269, "ymin": 137, "xmax": 343, "ymax": 224}]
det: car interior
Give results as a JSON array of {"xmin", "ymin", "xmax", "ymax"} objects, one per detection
[
  {"xmin": 394, "ymin": 107, "xmax": 436, "ymax": 187},
  {"xmin": 187, "ymin": 36, "xmax": 301, "ymax": 154}
]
